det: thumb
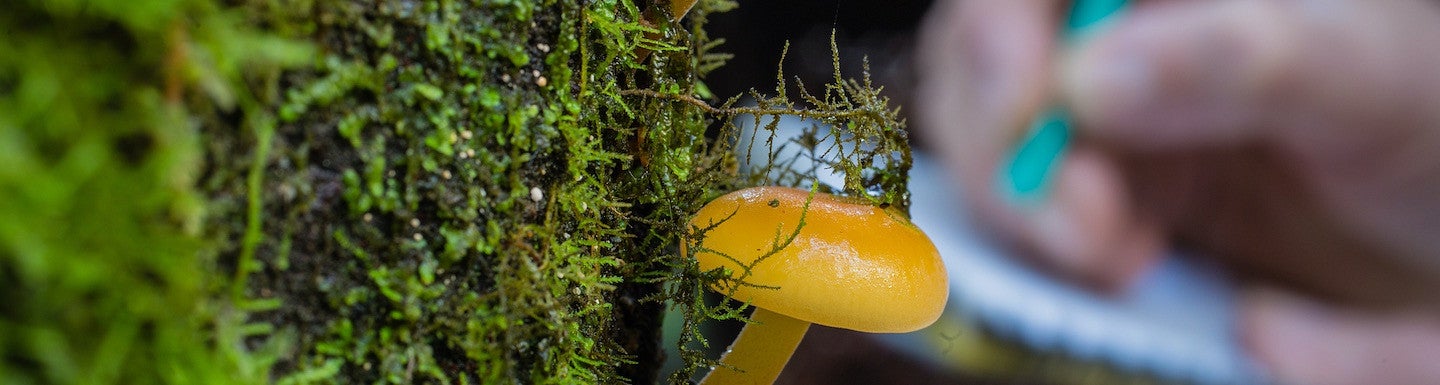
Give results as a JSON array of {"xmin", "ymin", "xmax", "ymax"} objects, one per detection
[{"xmin": 1060, "ymin": 0, "xmax": 1440, "ymax": 149}]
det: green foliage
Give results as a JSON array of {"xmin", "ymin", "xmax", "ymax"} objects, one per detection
[
  {"xmin": 0, "ymin": 0, "xmax": 308, "ymax": 384},
  {"xmin": 205, "ymin": 0, "xmax": 630, "ymax": 382}
]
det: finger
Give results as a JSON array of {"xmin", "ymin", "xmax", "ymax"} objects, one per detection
[
  {"xmin": 917, "ymin": 0, "xmax": 1059, "ymax": 181},
  {"xmin": 1242, "ymin": 288, "xmax": 1440, "ymax": 385},
  {"xmin": 1061, "ymin": 0, "xmax": 1440, "ymax": 149},
  {"xmin": 1061, "ymin": 0, "xmax": 1440, "ymax": 280},
  {"xmin": 914, "ymin": 0, "xmax": 1054, "ymax": 266},
  {"xmin": 1028, "ymin": 144, "xmax": 1165, "ymax": 290},
  {"xmin": 917, "ymin": 0, "xmax": 1166, "ymax": 290}
]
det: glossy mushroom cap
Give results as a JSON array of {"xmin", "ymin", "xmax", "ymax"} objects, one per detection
[{"xmin": 688, "ymin": 186, "xmax": 948, "ymax": 333}]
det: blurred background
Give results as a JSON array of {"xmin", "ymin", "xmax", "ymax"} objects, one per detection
[{"xmin": 703, "ymin": 0, "xmax": 930, "ymax": 108}]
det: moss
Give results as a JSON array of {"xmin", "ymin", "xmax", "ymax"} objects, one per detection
[
  {"xmin": 0, "ymin": 0, "xmax": 307, "ymax": 384},
  {"xmin": 1, "ymin": 0, "xmax": 912, "ymax": 384}
]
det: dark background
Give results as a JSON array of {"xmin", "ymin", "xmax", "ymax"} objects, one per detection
[{"xmin": 705, "ymin": 0, "xmax": 934, "ymax": 113}]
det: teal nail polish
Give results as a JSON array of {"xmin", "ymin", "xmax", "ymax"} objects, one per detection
[
  {"xmin": 999, "ymin": 0, "xmax": 1127, "ymax": 204},
  {"xmin": 1003, "ymin": 108, "xmax": 1072, "ymax": 199},
  {"xmin": 1067, "ymin": 0, "xmax": 1128, "ymax": 33}
]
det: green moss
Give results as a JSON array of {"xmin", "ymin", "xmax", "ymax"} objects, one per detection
[{"xmin": 0, "ymin": 0, "xmax": 307, "ymax": 383}]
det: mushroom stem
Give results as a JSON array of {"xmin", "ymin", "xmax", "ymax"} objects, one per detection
[{"xmin": 699, "ymin": 308, "xmax": 811, "ymax": 385}]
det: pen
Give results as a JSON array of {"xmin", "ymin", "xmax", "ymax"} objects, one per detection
[{"xmin": 1000, "ymin": 0, "xmax": 1129, "ymax": 202}]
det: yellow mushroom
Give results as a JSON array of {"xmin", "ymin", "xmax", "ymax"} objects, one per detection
[{"xmin": 686, "ymin": 186, "xmax": 949, "ymax": 385}]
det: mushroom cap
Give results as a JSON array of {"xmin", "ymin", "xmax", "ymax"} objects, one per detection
[{"xmin": 687, "ymin": 186, "xmax": 948, "ymax": 333}]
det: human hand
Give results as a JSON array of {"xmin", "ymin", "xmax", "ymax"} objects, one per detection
[{"xmin": 915, "ymin": 1, "xmax": 1440, "ymax": 383}]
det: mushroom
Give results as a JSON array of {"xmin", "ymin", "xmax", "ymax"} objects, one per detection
[{"xmin": 686, "ymin": 186, "xmax": 948, "ymax": 385}]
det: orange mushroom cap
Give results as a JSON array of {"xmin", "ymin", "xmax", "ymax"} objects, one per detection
[{"xmin": 688, "ymin": 186, "xmax": 949, "ymax": 333}]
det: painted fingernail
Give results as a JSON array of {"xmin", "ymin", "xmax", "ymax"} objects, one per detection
[
  {"xmin": 999, "ymin": 108, "xmax": 1072, "ymax": 203},
  {"xmin": 1067, "ymin": 0, "xmax": 1129, "ymax": 33}
]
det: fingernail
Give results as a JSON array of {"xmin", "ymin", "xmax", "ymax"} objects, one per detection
[
  {"xmin": 1067, "ymin": 0, "xmax": 1129, "ymax": 33},
  {"xmin": 998, "ymin": 108, "xmax": 1071, "ymax": 203}
]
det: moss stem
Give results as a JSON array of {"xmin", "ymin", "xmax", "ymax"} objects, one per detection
[
  {"xmin": 699, "ymin": 308, "xmax": 810, "ymax": 385},
  {"xmin": 617, "ymin": 89, "xmax": 883, "ymax": 121}
]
